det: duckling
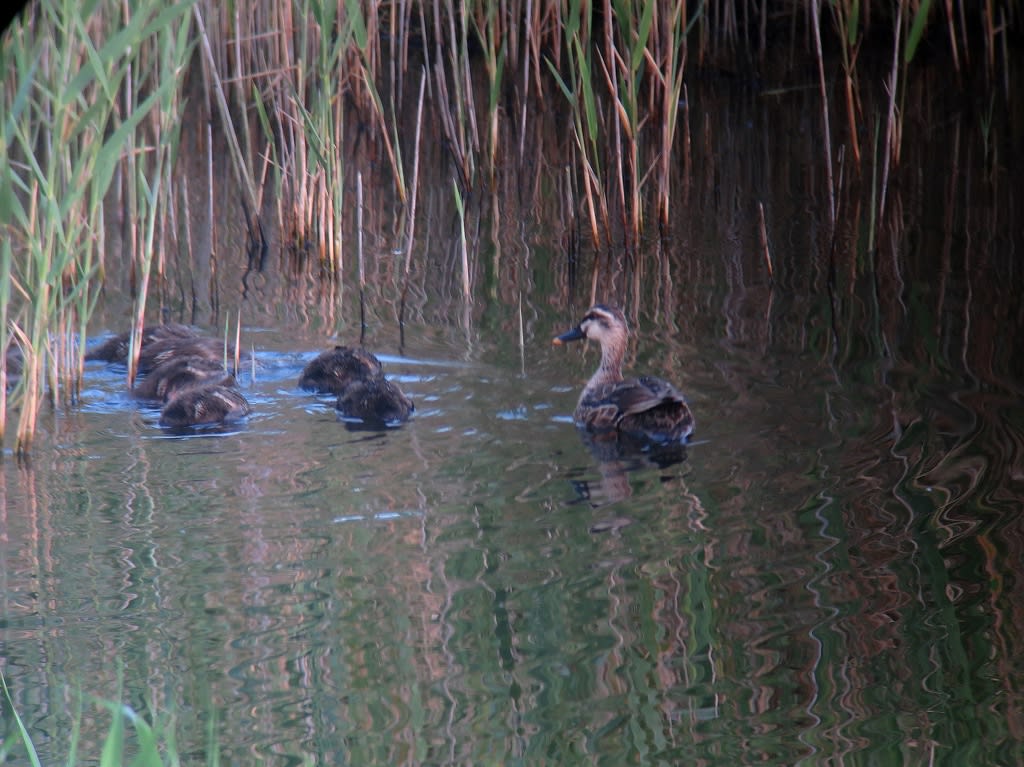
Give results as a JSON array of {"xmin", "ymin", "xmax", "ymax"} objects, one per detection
[
  {"xmin": 86, "ymin": 322, "xmax": 199, "ymax": 364},
  {"xmin": 137, "ymin": 335, "xmax": 228, "ymax": 374},
  {"xmin": 133, "ymin": 355, "xmax": 235, "ymax": 404},
  {"xmin": 298, "ymin": 346, "xmax": 383, "ymax": 395},
  {"xmin": 159, "ymin": 384, "xmax": 251, "ymax": 428},
  {"xmin": 336, "ymin": 376, "xmax": 415, "ymax": 425},
  {"xmin": 553, "ymin": 304, "xmax": 694, "ymax": 443}
]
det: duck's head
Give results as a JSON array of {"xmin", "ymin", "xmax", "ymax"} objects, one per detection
[{"xmin": 553, "ymin": 304, "xmax": 629, "ymax": 348}]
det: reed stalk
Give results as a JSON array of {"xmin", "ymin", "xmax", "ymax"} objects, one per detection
[
  {"xmin": 656, "ymin": 1, "xmax": 691, "ymax": 226},
  {"xmin": 876, "ymin": 0, "xmax": 905, "ymax": 237},
  {"xmin": 357, "ymin": 171, "xmax": 366, "ymax": 337},
  {"xmin": 452, "ymin": 178, "xmax": 471, "ymax": 298},
  {"xmin": 471, "ymin": 0, "xmax": 507, "ymax": 187},
  {"xmin": 400, "ymin": 70, "xmax": 427, "ymax": 330},
  {"xmin": 127, "ymin": 1, "xmax": 194, "ymax": 387},
  {"xmin": 547, "ymin": 0, "xmax": 609, "ymax": 249},
  {"xmin": 810, "ymin": 0, "xmax": 836, "ymax": 230},
  {"xmin": 2, "ymin": 0, "xmax": 193, "ymax": 455}
]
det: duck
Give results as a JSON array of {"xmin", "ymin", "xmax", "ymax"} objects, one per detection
[
  {"xmin": 87, "ymin": 322, "xmax": 234, "ymax": 375},
  {"xmin": 298, "ymin": 346, "xmax": 383, "ymax": 394},
  {"xmin": 90, "ymin": 322, "xmax": 250, "ymax": 428},
  {"xmin": 336, "ymin": 375, "xmax": 414, "ymax": 425},
  {"xmin": 133, "ymin": 355, "xmax": 236, "ymax": 404},
  {"xmin": 298, "ymin": 345, "xmax": 414, "ymax": 424},
  {"xmin": 86, "ymin": 322, "xmax": 199, "ymax": 364},
  {"xmin": 553, "ymin": 304, "xmax": 694, "ymax": 443},
  {"xmin": 159, "ymin": 383, "xmax": 252, "ymax": 428},
  {"xmin": 137, "ymin": 335, "xmax": 227, "ymax": 375}
]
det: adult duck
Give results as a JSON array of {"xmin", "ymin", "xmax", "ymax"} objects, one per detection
[{"xmin": 553, "ymin": 304, "xmax": 694, "ymax": 443}]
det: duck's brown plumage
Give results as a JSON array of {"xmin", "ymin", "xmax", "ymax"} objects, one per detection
[
  {"xmin": 299, "ymin": 345, "xmax": 414, "ymax": 424},
  {"xmin": 298, "ymin": 346, "xmax": 383, "ymax": 395},
  {"xmin": 159, "ymin": 384, "xmax": 251, "ymax": 428},
  {"xmin": 86, "ymin": 323, "xmax": 199, "ymax": 364},
  {"xmin": 336, "ymin": 376, "xmax": 415, "ymax": 424},
  {"xmin": 91, "ymin": 322, "xmax": 249, "ymax": 428},
  {"xmin": 133, "ymin": 355, "xmax": 236, "ymax": 404},
  {"xmin": 553, "ymin": 304, "xmax": 694, "ymax": 443}
]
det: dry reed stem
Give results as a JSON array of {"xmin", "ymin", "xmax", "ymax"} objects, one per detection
[
  {"xmin": 357, "ymin": 171, "xmax": 366, "ymax": 337},
  {"xmin": 192, "ymin": 4, "xmax": 259, "ymax": 222},
  {"xmin": 877, "ymin": 1, "xmax": 904, "ymax": 237},
  {"xmin": 810, "ymin": 0, "xmax": 836, "ymax": 229},
  {"xmin": 757, "ymin": 201, "xmax": 773, "ymax": 284}
]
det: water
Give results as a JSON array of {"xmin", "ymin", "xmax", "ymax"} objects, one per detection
[{"xmin": 4, "ymin": 61, "xmax": 1024, "ymax": 765}]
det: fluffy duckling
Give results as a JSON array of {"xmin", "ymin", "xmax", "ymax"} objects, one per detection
[
  {"xmin": 553, "ymin": 304, "xmax": 694, "ymax": 443},
  {"xmin": 299, "ymin": 345, "xmax": 413, "ymax": 425},
  {"xmin": 133, "ymin": 355, "xmax": 235, "ymax": 404},
  {"xmin": 86, "ymin": 323, "xmax": 199, "ymax": 364},
  {"xmin": 298, "ymin": 346, "xmax": 383, "ymax": 395},
  {"xmin": 159, "ymin": 384, "xmax": 251, "ymax": 429},
  {"xmin": 336, "ymin": 376, "xmax": 415, "ymax": 425},
  {"xmin": 137, "ymin": 336, "xmax": 228, "ymax": 375}
]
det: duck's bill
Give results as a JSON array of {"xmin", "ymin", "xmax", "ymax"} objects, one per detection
[{"xmin": 553, "ymin": 327, "xmax": 585, "ymax": 344}]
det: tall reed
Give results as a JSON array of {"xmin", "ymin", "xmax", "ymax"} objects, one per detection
[
  {"xmin": 1, "ymin": 0, "xmax": 194, "ymax": 456},
  {"xmin": 3, "ymin": 1, "xmax": 1017, "ymax": 455}
]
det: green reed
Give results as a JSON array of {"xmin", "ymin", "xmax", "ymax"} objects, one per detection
[
  {"xmin": 184, "ymin": 0, "xmax": 1016, "ymax": 268},
  {"xmin": 2, "ymin": 667, "xmax": 221, "ymax": 767},
  {"xmin": 470, "ymin": 0, "xmax": 507, "ymax": 188},
  {"xmin": 2, "ymin": 0, "xmax": 1017, "ymax": 454},
  {"xmin": 548, "ymin": 0, "xmax": 608, "ymax": 248},
  {"xmin": 126, "ymin": 2, "xmax": 195, "ymax": 386},
  {"xmin": 0, "ymin": 670, "xmax": 41, "ymax": 766},
  {"xmin": 1, "ymin": 0, "xmax": 193, "ymax": 456}
]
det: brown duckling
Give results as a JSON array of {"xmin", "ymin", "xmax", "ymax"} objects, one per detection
[
  {"xmin": 137, "ymin": 335, "xmax": 227, "ymax": 375},
  {"xmin": 298, "ymin": 346, "xmax": 383, "ymax": 395},
  {"xmin": 553, "ymin": 304, "xmax": 694, "ymax": 443},
  {"xmin": 133, "ymin": 355, "xmax": 235, "ymax": 404},
  {"xmin": 336, "ymin": 376, "xmax": 415, "ymax": 425},
  {"xmin": 159, "ymin": 384, "xmax": 251, "ymax": 428},
  {"xmin": 86, "ymin": 322, "xmax": 199, "ymax": 364}
]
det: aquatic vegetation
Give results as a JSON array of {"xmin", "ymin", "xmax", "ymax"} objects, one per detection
[
  {"xmin": 1, "ymin": 669, "xmax": 220, "ymax": 767},
  {"xmin": 2, "ymin": 0, "xmax": 194, "ymax": 455},
  {"xmin": 2, "ymin": 0, "xmax": 1017, "ymax": 453}
]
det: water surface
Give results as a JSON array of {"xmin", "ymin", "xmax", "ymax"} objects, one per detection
[{"xmin": 3, "ymin": 56, "xmax": 1024, "ymax": 766}]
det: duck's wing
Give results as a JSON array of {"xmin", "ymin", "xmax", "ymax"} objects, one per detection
[
  {"xmin": 612, "ymin": 376, "xmax": 686, "ymax": 416},
  {"xmin": 616, "ymin": 376, "xmax": 693, "ymax": 441}
]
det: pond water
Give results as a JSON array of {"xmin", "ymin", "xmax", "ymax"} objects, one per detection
[{"xmin": 4, "ymin": 56, "xmax": 1024, "ymax": 765}]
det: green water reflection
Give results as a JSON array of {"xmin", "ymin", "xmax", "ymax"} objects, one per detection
[{"xmin": 3, "ymin": 53, "xmax": 1024, "ymax": 767}]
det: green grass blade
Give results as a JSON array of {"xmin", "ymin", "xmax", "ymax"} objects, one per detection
[
  {"xmin": 904, "ymin": 0, "xmax": 933, "ymax": 63},
  {"xmin": 93, "ymin": 76, "xmax": 179, "ymax": 202},
  {"xmin": 0, "ymin": 671, "xmax": 43, "ymax": 767}
]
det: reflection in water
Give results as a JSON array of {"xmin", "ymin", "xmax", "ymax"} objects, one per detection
[
  {"xmin": 567, "ymin": 427, "xmax": 690, "ymax": 509},
  {"xmin": 3, "ymin": 53, "xmax": 1024, "ymax": 767}
]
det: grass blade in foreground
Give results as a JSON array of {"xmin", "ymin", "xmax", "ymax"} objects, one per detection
[{"xmin": 0, "ymin": 671, "xmax": 43, "ymax": 767}]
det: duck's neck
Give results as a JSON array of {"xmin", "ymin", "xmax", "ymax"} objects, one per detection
[{"xmin": 587, "ymin": 339, "xmax": 625, "ymax": 389}]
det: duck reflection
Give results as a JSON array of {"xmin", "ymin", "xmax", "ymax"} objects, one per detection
[{"xmin": 568, "ymin": 428, "xmax": 689, "ymax": 514}]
